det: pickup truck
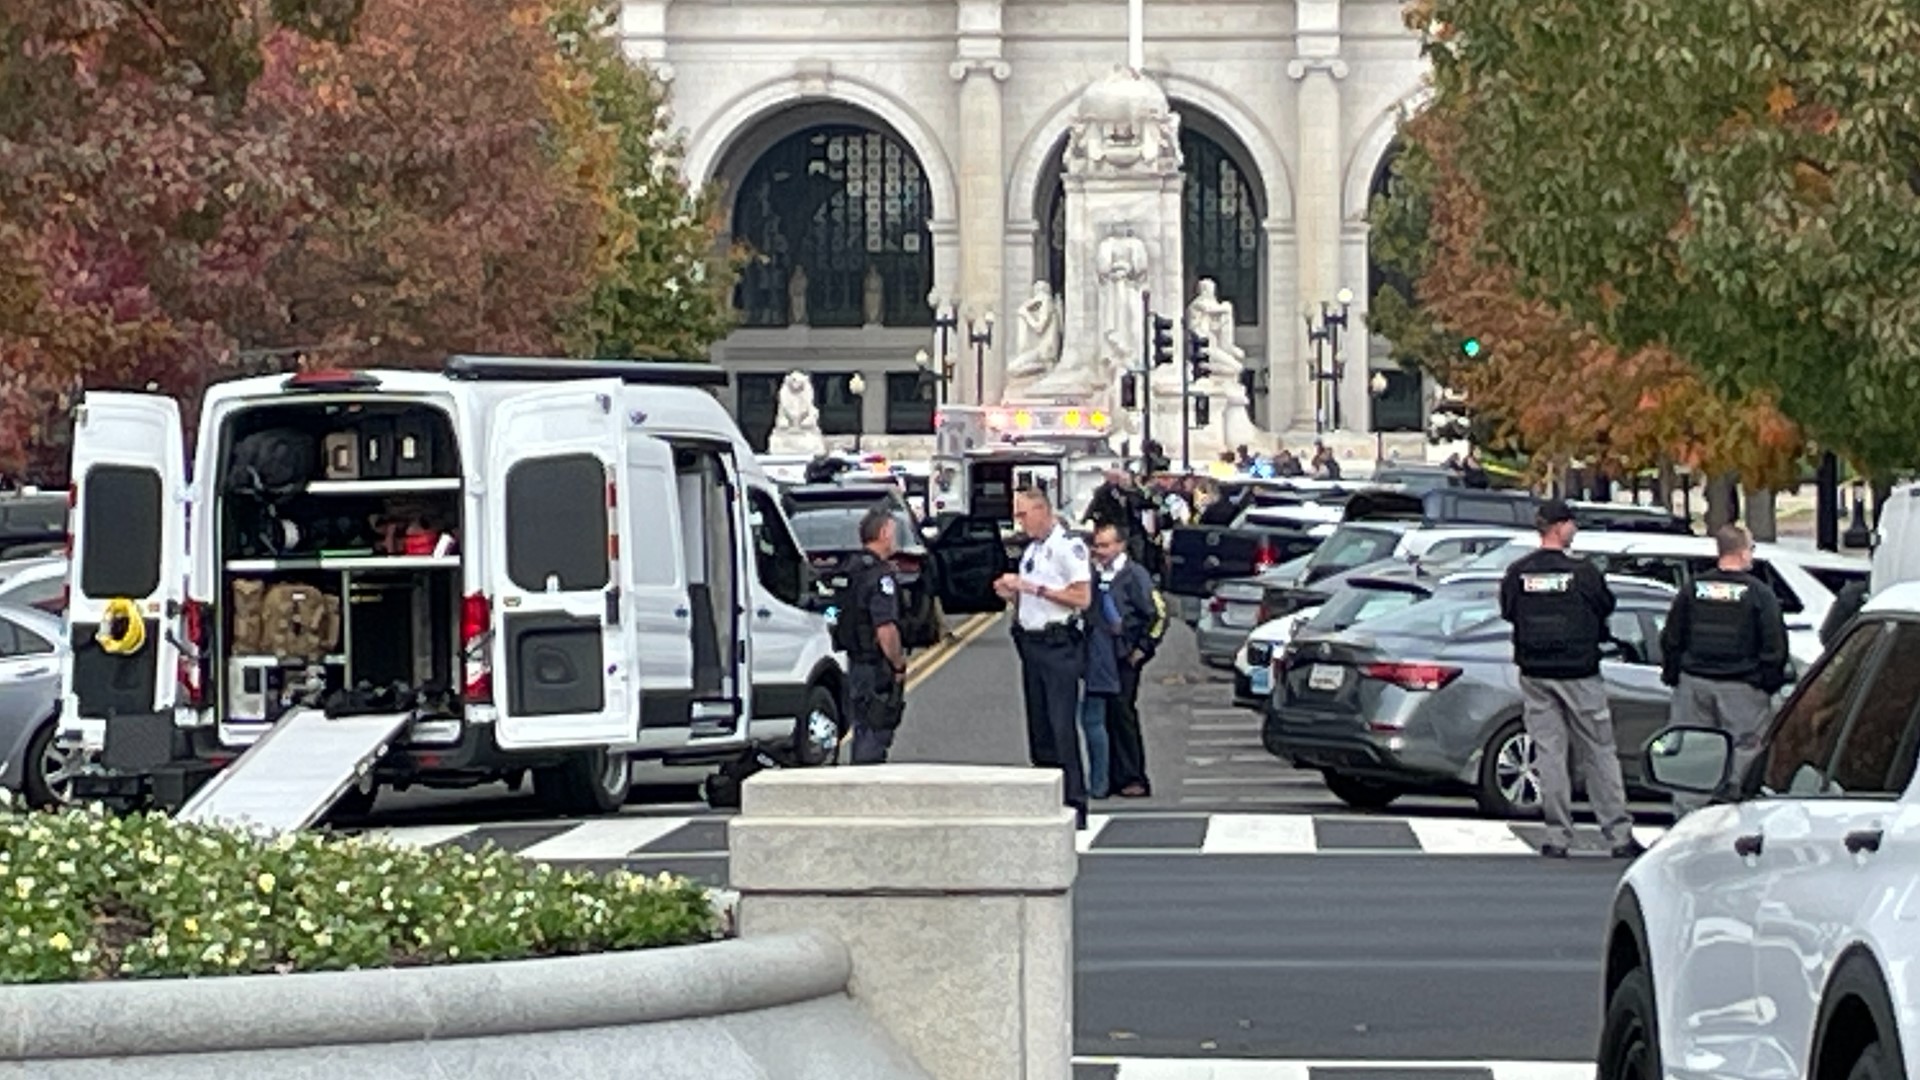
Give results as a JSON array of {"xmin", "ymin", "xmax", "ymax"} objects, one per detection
[{"xmin": 1165, "ymin": 500, "xmax": 1342, "ymax": 600}]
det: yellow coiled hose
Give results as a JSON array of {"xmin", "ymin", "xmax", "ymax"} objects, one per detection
[{"xmin": 95, "ymin": 597, "xmax": 146, "ymax": 655}]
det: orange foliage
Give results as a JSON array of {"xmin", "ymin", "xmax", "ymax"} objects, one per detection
[{"xmin": 1404, "ymin": 106, "xmax": 1802, "ymax": 487}]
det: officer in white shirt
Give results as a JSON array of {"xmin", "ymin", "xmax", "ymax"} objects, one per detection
[{"xmin": 995, "ymin": 486, "xmax": 1094, "ymax": 826}]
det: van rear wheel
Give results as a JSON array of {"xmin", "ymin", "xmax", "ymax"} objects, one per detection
[{"xmin": 535, "ymin": 750, "xmax": 630, "ymax": 816}]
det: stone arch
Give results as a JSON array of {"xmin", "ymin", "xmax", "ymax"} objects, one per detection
[
  {"xmin": 685, "ymin": 75, "xmax": 958, "ymax": 222},
  {"xmin": 1343, "ymin": 85, "xmax": 1432, "ymax": 222},
  {"xmin": 715, "ymin": 104, "xmax": 939, "ymax": 329}
]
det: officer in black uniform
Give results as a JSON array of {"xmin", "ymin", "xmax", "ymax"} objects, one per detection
[
  {"xmin": 1658, "ymin": 523, "xmax": 1788, "ymax": 806},
  {"xmin": 1499, "ymin": 499, "xmax": 1642, "ymax": 859},
  {"xmin": 838, "ymin": 504, "xmax": 909, "ymax": 764}
]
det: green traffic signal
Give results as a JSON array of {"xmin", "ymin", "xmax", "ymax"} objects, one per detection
[{"xmin": 1461, "ymin": 337, "xmax": 1482, "ymax": 359}]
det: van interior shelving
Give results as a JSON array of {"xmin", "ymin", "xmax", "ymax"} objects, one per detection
[{"xmin": 214, "ymin": 398, "xmax": 464, "ymax": 724}]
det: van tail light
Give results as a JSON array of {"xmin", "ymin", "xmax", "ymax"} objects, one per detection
[
  {"xmin": 1362, "ymin": 662, "xmax": 1462, "ymax": 692},
  {"xmin": 1253, "ymin": 538, "xmax": 1279, "ymax": 572},
  {"xmin": 461, "ymin": 593, "xmax": 493, "ymax": 703},
  {"xmin": 177, "ymin": 598, "xmax": 210, "ymax": 708}
]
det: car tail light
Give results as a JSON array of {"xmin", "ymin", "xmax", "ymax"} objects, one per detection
[
  {"xmin": 893, "ymin": 553, "xmax": 922, "ymax": 575},
  {"xmin": 1207, "ymin": 596, "xmax": 1228, "ymax": 614},
  {"xmin": 177, "ymin": 598, "xmax": 210, "ymax": 708},
  {"xmin": 1256, "ymin": 600, "xmax": 1273, "ymax": 624},
  {"xmin": 1362, "ymin": 662, "xmax": 1462, "ymax": 692},
  {"xmin": 461, "ymin": 593, "xmax": 493, "ymax": 703},
  {"xmin": 1253, "ymin": 539, "xmax": 1279, "ymax": 572}
]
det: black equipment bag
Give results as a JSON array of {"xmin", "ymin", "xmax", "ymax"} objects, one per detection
[{"xmin": 229, "ymin": 429, "xmax": 317, "ymax": 495}]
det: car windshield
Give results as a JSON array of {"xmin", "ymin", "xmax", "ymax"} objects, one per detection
[
  {"xmin": 1304, "ymin": 525, "xmax": 1402, "ymax": 574},
  {"xmin": 1305, "ymin": 583, "xmax": 1430, "ymax": 632},
  {"xmin": 1352, "ymin": 596, "xmax": 1504, "ymax": 639},
  {"xmin": 789, "ymin": 507, "xmax": 920, "ymax": 553},
  {"xmin": 1461, "ymin": 542, "xmax": 1532, "ymax": 573}
]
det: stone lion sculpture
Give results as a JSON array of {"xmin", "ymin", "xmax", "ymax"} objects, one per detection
[{"xmin": 768, "ymin": 370, "xmax": 826, "ymax": 455}]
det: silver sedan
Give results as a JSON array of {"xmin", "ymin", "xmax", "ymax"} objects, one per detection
[{"xmin": 0, "ymin": 605, "xmax": 73, "ymax": 806}]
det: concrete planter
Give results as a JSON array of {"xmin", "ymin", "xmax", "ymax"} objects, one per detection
[{"xmin": 0, "ymin": 930, "xmax": 930, "ymax": 1080}]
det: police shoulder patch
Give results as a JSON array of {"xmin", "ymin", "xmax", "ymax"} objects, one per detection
[
  {"xmin": 1069, "ymin": 540, "xmax": 1088, "ymax": 561},
  {"xmin": 879, "ymin": 576, "xmax": 896, "ymax": 596}
]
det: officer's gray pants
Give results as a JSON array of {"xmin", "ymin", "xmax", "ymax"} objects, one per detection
[
  {"xmin": 1669, "ymin": 673, "xmax": 1772, "ymax": 814},
  {"xmin": 1518, "ymin": 675, "xmax": 1634, "ymax": 848}
]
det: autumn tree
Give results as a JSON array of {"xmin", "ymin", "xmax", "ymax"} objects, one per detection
[
  {"xmin": 1367, "ymin": 107, "xmax": 1803, "ymax": 488},
  {"xmin": 1402, "ymin": 0, "xmax": 1920, "ymax": 477},
  {"xmin": 0, "ymin": 0, "xmax": 735, "ymax": 475},
  {"xmin": 548, "ymin": 0, "xmax": 739, "ymax": 359}
]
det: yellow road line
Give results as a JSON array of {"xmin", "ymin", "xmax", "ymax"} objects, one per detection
[{"xmin": 905, "ymin": 610, "xmax": 1004, "ymax": 692}]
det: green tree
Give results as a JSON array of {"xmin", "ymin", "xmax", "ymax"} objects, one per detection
[
  {"xmin": 1409, "ymin": 0, "xmax": 1920, "ymax": 475},
  {"xmin": 549, "ymin": 0, "xmax": 738, "ymax": 359}
]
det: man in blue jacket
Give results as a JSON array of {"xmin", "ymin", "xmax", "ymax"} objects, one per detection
[{"xmin": 1082, "ymin": 524, "xmax": 1163, "ymax": 799}]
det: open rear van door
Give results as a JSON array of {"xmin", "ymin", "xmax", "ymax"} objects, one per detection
[
  {"xmin": 483, "ymin": 380, "xmax": 632, "ymax": 750},
  {"xmin": 63, "ymin": 393, "xmax": 189, "ymax": 727}
]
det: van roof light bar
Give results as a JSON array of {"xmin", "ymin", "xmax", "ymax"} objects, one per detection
[
  {"xmin": 283, "ymin": 369, "xmax": 383, "ymax": 392},
  {"xmin": 443, "ymin": 355, "xmax": 731, "ymax": 388}
]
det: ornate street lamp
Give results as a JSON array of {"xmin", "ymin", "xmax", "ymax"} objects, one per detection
[
  {"xmin": 1369, "ymin": 370, "xmax": 1390, "ymax": 463},
  {"xmin": 968, "ymin": 311, "xmax": 995, "ymax": 405},
  {"xmin": 847, "ymin": 372, "xmax": 867, "ymax": 453}
]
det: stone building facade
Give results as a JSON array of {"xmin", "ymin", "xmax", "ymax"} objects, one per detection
[{"xmin": 621, "ymin": 0, "xmax": 1429, "ymax": 450}]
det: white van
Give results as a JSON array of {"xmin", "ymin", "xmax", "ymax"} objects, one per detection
[
  {"xmin": 57, "ymin": 357, "xmax": 843, "ymax": 830},
  {"xmin": 1872, "ymin": 482, "xmax": 1919, "ymax": 593}
]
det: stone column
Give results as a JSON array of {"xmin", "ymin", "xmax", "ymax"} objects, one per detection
[
  {"xmin": 617, "ymin": 0, "xmax": 676, "ymax": 81},
  {"xmin": 1290, "ymin": 0, "xmax": 1348, "ymax": 428},
  {"xmin": 730, "ymin": 765, "xmax": 1077, "ymax": 1080},
  {"xmin": 1264, "ymin": 217, "xmax": 1299, "ymax": 431},
  {"xmin": 952, "ymin": 0, "xmax": 1010, "ymax": 405}
]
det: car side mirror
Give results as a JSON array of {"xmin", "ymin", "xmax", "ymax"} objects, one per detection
[
  {"xmin": 1598, "ymin": 640, "xmax": 1624, "ymax": 661},
  {"xmin": 1643, "ymin": 726, "xmax": 1734, "ymax": 796}
]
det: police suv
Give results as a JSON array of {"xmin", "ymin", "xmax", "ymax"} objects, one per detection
[{"xmin": 59, "ymin": 357, "xmax": 844, "ymax": 831}]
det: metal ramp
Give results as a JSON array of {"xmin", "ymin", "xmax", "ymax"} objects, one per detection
[{"xmin": 176, "ymin": 708, "xmax": 411, "ymax": 835}]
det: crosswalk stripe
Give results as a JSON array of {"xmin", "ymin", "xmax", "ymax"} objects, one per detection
[
  {"xmin": 516, "ymin": 817, "xmax": 694, "ymax": 862},
  {"xmin": 1406, "ymin": 817, "xmax": 1535, "ymax": 856},
  {"xmin": 1200, "ymin": 813, "xmax": 1316, "ymax": 855},
  {"xmin": 1078, "ymin": 814, "xmax": 1112, "ymax": 854}
]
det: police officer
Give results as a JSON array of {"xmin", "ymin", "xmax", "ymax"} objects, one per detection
[
  {"xmin": 1498, "ymin": 499, "xmax": 1643, "ymax": 859},
  {"xmin": 996, "ymin": 486, "xmax": 1093, "ymax": 825},
  {"xmin": 839, "ymin": 504, "xmax": 909, "ymax": 764},
  {"xmin": 1658, "ymin": 524, "xmax": 1788, "ymax": 807}
]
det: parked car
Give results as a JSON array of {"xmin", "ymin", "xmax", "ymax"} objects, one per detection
[
  {"xmin": 0, "ymin": 557, "xmax": 66, "ymax": 615},
  {"xmin": 1235, "ymin": 560, "xmax": 1473, "ymax": 707},
  {"xmin": 1600, "ymin": 580, "xmax": 1920, "ymax": 1080},
  {"xmin": 783, "ymin": 482, "xmax": 944, "ymax": 649},
  {"xmin": 1461, "ymin": 533, "xmax": 1868, "ymax": 666},
  {"xmin": 1192, "ymin": 554, "xmax": 1316, "ymax": 667},
  {"xmin": 0, "ymin": 604, "xmax": 72, "ymax": 807},
  {"xmin": 1264, "ymin": 577, "xmax": 1687, "ymax": 816},
  {"xmin": 0, "ymin": 491, "xmax": 66, "ymax": 562}
]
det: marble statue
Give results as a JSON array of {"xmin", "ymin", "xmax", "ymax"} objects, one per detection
[
  {"xmin": 1186, "ymin": 278, "xmax": 1246, "ymax": 381},
  {"xmin": 787, "ymin": 265, "xmax": 809, "ymax": 326},
  {"xmin": 1096, "ymin": 228, "xmax": 1149, "ymax": 379},
  {"xmin": 766, "ymin": 369, "xmax": 827, "ymax": 456},
  {"xmin": 862, "ymin": 265, "xmax": 884, "ymax": 326},
  {"xmin": 1006, "ymin": 282, "xmax": 1064, "ymax": 383},
  {"xmin": 1064, "ymin": 66, "xmax": 1183, "ymax": 177}
]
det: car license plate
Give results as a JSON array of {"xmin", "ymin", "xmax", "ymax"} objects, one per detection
[
  {"xmin": 1249, "ymin": 668, "xmax": 1272, "ymax": 695},
  {"xmin": 1307, "ymin": 664, "xmax": 1344, "ymax": 692}
]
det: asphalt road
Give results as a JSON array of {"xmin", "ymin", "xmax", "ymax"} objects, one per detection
[
  {"xmin": 366, "ymin": 611, "xmax": 1645, "ymax": 1065},
  {"xmin": 1075, "ymin": 853, "xmax": 1624, "ymax": 1062}
]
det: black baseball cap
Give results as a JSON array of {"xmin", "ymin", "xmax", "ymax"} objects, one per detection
[{"xmin": 1536, "ymin": 498, "xmax": 1576, "ymax": 530}]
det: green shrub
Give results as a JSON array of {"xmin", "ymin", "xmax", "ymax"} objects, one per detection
[{"xmin": 0, "ymin": 799, "xmax": 720, "ymax": 983}]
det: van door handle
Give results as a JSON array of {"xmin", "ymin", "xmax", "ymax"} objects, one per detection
[
  {"xmin": 674, "ymin": 607, "xmax": 689, "ymax": 619},
  {"xmin": 1734, "ymin": 833, "xmax": 1765, "ymax": 858},
  {"xmin": 1845, "ymin": 829, "xmax": 1884, "ymax": 855},
  {"xmin": 755, "ymin": 607, "xmax": 771, "ymax": 620}
]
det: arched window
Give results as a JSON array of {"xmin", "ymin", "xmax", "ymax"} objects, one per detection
[
  {"xmin": 1040, "ymin": 120, "xmax": 1262, "ymax": 324},
  {"xmin": 731, "ymin": 124, "xmax": 934, "ymax": 329}
]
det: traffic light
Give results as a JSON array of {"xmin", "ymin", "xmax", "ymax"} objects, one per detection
[
  {"xmin": 1188, "ymin": 331, "xmax": 1211, "ymax": 381},
  {"xmin": 1461, "ymin": 337, "xmax": 1483, "ymax": 359},
  {"xmin": 1120, "ymin": 373, "xmax": 1138, "ymax": 409},
  {"xmin": 1151, "ymin": 315, "xmax": 1175, "ymax": 367},
  {"xmin": 1192, "ymin": 393, "xmax": 1211, "ymax": 428}
]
